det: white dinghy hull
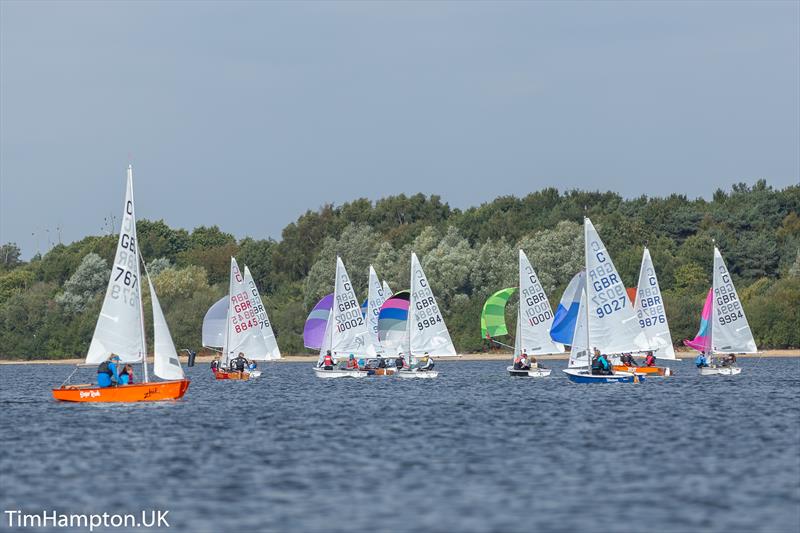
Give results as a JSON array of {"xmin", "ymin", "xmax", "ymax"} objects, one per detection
[
  {"xmin": 313, "ymin": 367, "xmax": 368, "ymax": 379},
  {"xmin": 699, "ymin": 366, "xmax": 742, "ymax": 376},
  {"xmin": 506, "ymin": 366, "xmax": 551, "ymax": 378}
]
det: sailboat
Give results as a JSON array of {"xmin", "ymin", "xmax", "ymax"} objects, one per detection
[
  {"xmin": 507, "ymin": 250, "xmax": 564, "ymax": 377},
  {"xmin": 364, "ymin": 265, "xmax": 391, "ymax": 356},
  {"xmin": 611, "ymin": 247, "xmax": 675, "ymax": 377},
  {"xmin": 562, "ymin": 218, "xmax": 649, "ymax": 383},
  {"xmin": 313, "ymin": 257, "xmax": 375, "ymax": 378},
  {"xmin": 52, "ymin": 166, "xmax": 190, "ymax": 402},
  {"xmin": 202, "ymin": 263, "xmax": 280, "ymax": 377},
  {"xmin": 377, "ymin": 253, "xmax": 457, "ymax": 379},
  {"xmin": 684, "ymin": 246, "xmax": 756, "ymax": 376},
  {"xmin": 213, "ymin": 258, "xmax": 274, "ymax": 380}
]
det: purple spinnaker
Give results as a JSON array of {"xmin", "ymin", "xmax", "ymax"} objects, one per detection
[{"xmin": 303, "ymin": 293, "xmax": 333, "ymax": 349}]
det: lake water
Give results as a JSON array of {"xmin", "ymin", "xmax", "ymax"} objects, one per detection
[{"xmin": 1, "ymin": 358, "xmax": 799, "ymax": 532}]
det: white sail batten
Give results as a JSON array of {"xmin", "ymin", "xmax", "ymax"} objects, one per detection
[
  {"xmin": 518, "ymin": 250, "xmax": 564, "ymax": 355},
  {"xmin": 711, "ymin": 247, "xmax": 757, "ymax": 354},
  {"xmin": 366, "ymin": 265, "xmax": 390, "ymax": 355},
  {"xmin": 633, "ymin": 248, "xmax": 675, "ymax": 359},
  {"xmin": 147, "ymin": 275, "xmax": 185, "ymax": 380},
  {"xmin": 223, "ymin": 258, "xmax": 270, "ymax": 365},
  {"xmin": 568, "ymin": 291, "xmax": 589, "ymax": 368},
  {"xmin": 86, "ymin": 167, "xmax": 146, "ymax": 365},
  {"xmin": 330, "ymin": 257, "xmax": 375, "ymax": 357},
  {"xmin": 243, "ymin": 266, "xmax": 281, "ymax": 360},
  {"xmin": 409, "ymin": 253, "xmax": 457, "ymax": 356},
  {"xmin": 584, "ymin": 218, "xmax": 650, "ymax": 354}
]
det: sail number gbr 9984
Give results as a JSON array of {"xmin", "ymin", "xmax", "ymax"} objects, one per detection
[
  {"xmin": 414, "ymin": 282, "xmax": 443, "ymax": 331},
  {"xmin": 111, "ymin": 200, "xmax": 138, "ymax": 306}
]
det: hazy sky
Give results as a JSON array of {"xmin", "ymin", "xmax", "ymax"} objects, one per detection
[{"xmin": 1, "ymin": 1, "xmax": 798, "ymax": 258}]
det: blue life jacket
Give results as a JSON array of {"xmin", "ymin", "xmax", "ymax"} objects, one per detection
[
  {"xmin": 695, "ymin": 355, "xmax": 706, "ymax": 367},
  {"xmin": 599, "ymin": 356, "xmax": 610, "ymax": 370}
]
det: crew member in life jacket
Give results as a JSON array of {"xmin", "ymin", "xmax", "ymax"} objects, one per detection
[
  {"xmin": 345, "ymin": 354, "xmax": 359, "ymax": 370},
  {"xmin": 695, "ymin": 353, "xmax": 709, "ymax": 368},
  {"xmin": 513, "ymin": 353, "xmax": 524, "ymax": 370},
  {"xmin": 417, "ymin": 353, "xmax": 434, "ymax": 371},
  {"xmin": 620, "ymin": 353, "xmax": 637, "ymax": 367},
  {"xmin": 97, "ymin": 355, "xmax": 121, "ymax": 387},
  {"xmin": 395, "ymin": 354, "xmax": 406, "ymax": 370},
  {"xmin": 519, "ymin": 352, "xmax": 531, "ymax": 370},
  {"xmin": 210, "ymin": 357, "xmax": 220, "ymax": 373},
  {"xmin": 320, "ymin": 351, "xmax": 336, "ymax": 370},
  {"xmin": 231, "ymin": 352, "xmax": 249, "ymax": 373},
  {"xmin": 118, "ymin": 364, "xmax": 134, "ymax": 385},
  {"xmin": 644, "ymin": 352, "xmax": 656, "ymax": 367}
]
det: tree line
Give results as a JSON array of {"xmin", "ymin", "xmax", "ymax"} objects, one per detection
[{"xmin": 1, "ymin": 180, "xmax": 798, "ymax": 359}]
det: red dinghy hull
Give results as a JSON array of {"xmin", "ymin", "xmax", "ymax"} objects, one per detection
[{"xmin": 52, "ymin": 380, "xmax": 190, "ymax": 402}]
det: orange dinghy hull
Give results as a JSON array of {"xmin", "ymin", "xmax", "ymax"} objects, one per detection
[
  {"xmin": 52, "ymin": 379, "xmax": 190, "ymax": 402},
  {"xmin": 213, "ymin": 370, "xmax": 250, "ymax": 381},
  {"xmin": 613, "ymin": 365, "xmax": 671, "ymax": 376}
]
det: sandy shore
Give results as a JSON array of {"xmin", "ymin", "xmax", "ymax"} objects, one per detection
[{"xmin": 1, "ymin": 350, "xmax": 798, "ymax": 365}]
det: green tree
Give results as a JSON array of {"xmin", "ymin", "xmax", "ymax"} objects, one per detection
[{"xmin": 55, "ymin": 253, "xmax": 109, "ymax": 313}]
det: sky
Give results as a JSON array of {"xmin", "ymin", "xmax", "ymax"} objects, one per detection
[{"xmin": 1, "ymin": 1, "xmax": 798, "ymax": 258}]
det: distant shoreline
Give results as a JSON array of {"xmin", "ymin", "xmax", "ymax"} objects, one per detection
[{"xmin": 1, "ymin": 350, "xmax": 798, "ymax": 365}]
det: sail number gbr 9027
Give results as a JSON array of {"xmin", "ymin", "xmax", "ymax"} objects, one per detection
[
  {"xmin": 111, "ymin": 200, "xmax": 139, "ymax": 306},
  {"xmin": 588, "ymin": 242, "xmax": 626, "ymax": 318}
]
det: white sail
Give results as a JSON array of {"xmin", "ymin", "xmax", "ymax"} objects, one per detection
[
  {"xmin": 243, "ymin": 266, "xmax": 281, "ymax": 360},
  {"xmin": 633, "ymin": 248, "xmax": 675, "ymax": 359},
  {"xmin": 366, "ymin": 266, "xmax": 390, "ymax": 355},
  {"xmin": 382, "ymin": 280, "xmax": 393, "ymax": 297},
  {"xmin": 409, "ymin": 252, "xmax": 457, "ymax": 356},
  {"xmin": 147, "ymin": 275, "xmax": 185, "ymax": 380},
  {"xmin": 584, "ymin": 218, "xmax": 650, "ymax": 354},
  {"xmin": 86, "ymin": 166, "xmax": 145, "ymax": 364},
  {"xmin": 518, "ymin": 250, "xmax": 565, "ymax": 355},
  {"xmin": 711, "ymin": 247, "xmax": 757, "ymax": 354},
  {"xmin": 202, "ymin": 296, "xmax": 227, "ymax": 348},
  {"xmin": 223, "ymin": 257, "xmax": 270, "ymax": 366},
  {"xmin": 330, "ymin": 257, "xmax": 375, "ymax": 357},
  {"xmin": 567, "ymin": 290, "xmax": 590, "ymax": 368}
]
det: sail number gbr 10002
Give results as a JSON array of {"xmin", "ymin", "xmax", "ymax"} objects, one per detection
[{"xmin": 335, "ymin": 285, "xmax": 364, "ymax": 333}]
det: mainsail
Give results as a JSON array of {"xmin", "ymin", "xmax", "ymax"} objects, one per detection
[
  {"xmin": 243, "ymin": 266, "xmax": 281, "ymax": 360},
  {"xmin": 329, "ymin": 257, "xmax": 375, "ymax": 357},
  {"xmin": 365, "ymin": 265, "xmax": 390, "ymax": 354},
  {"xmin": 710, "ymin": 247, "xmax": 757, "ymax": 353},
  {"xmin": 633, "ymin": 247, "xmax": 675, "ymax": 359},
  {"xmin": 584, "ymin": 218, "xmax": 650, "ymax": 354},
  {"xmin": 518, "ymin": 250, "xmax": 565, "ymax": 355},
  {"xmin": 222, "ymin": 257, "xmax": 270, "ymax": 366},
  {"xmin": 86, "ymin": 165, "xmax": 146, "ymax": 365},
  {"xmin": 409, "ymin": 253, "xmax": 456, "ymax": 356}
]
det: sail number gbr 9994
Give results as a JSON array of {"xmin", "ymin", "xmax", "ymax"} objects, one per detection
[
  {"xmin": 715, "ymin": 268, "xmax": 744, "ymax": 326},
  {"xmin": 111, "ymin": 199, "xmax": 139, "ymax": 307}
]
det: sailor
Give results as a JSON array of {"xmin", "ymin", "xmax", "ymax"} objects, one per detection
[
  {"xmin": 377, "ymin": 356, "xmax": 387, "ymax": 369},
  {"xmin": 345, "ymin": 354, "xmax": 359, "ymax": 370},
  {"xmin": 591, "ymin": 348, "xmax": 603, "ymax": 375},
  {"xmin": 417, "ymin": 353, "xmax": 434, "ymax": 371},
  {"xmin": 395, "ymin": 354, "xmax": 406, "ymax": 369},
  {"xmin": 210, "ymin": 357, "xmax": 220, "ymax": 373},
  {"xmin": 232, "ymin": 352, "xmax": 248, "ymax": 373},
  {"xmin": 644, "ymin": 352, "xmax": 656, "ymax": 367},
  {"xmin": 321, "ymin": 351, "xmax": 336, "ymax": 370},
  {"xmin": 519, "ymin": 352, "xmax": 531, "ymax": 370},
  {"xmin": 97, "ymin": 355, "xmax": 121, "ymax": 388},
  {"xmin": 597, "ymin": 352, "xmax": 613, "ymax": 375},
  {"xmin": 513, "ymin": 353, "xmax": 524, "ymax": 370},
  {"xmin": 118, "ymin": 364, "xmax": 134, "ymax": 385},
  {"xmin": 620, "ymin": 353, "xmax": 636, "ymax": 367},
  {"xmin": 695, "ymin": 353, "xmax": 709, "ymax": 368}
]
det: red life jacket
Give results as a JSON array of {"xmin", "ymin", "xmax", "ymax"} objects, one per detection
[
  {"xmin": 645, "ymin": 355, "xmax": 655, "ymax": 366},
  {"xmin": 323, "ymin": 354, "xmax": 334, "ymax": 366}
]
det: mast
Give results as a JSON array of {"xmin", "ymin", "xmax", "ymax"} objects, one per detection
[
  {"xmin": 130, "ymin": 165, "xmax": 149, "ymax": 383},
  {"xmin": 710, "ymin": 240, "xmax": 717, "ymax": 364},
  {"xmin": 583, "ymin": 216, "xmax": 591, "ymax": 372}
]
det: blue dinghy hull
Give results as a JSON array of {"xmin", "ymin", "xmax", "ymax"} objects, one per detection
[{"xmin": 563, "ymin": 368, "xmax": 643, "ymax": 383}]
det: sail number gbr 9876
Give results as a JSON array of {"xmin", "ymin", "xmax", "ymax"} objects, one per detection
[{"xmin": 588, "ymin": 242, "xmax": 626, "ymax": 318}]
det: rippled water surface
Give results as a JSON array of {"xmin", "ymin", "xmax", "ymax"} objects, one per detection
[{"xmin": 1, "ymin": 358, "xmax": 799, "ymax": 532}]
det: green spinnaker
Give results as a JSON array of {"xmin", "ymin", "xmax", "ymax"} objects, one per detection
[{"xmin": 480, "ymin": 287, "xmax": 517, "ymax": 339}]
